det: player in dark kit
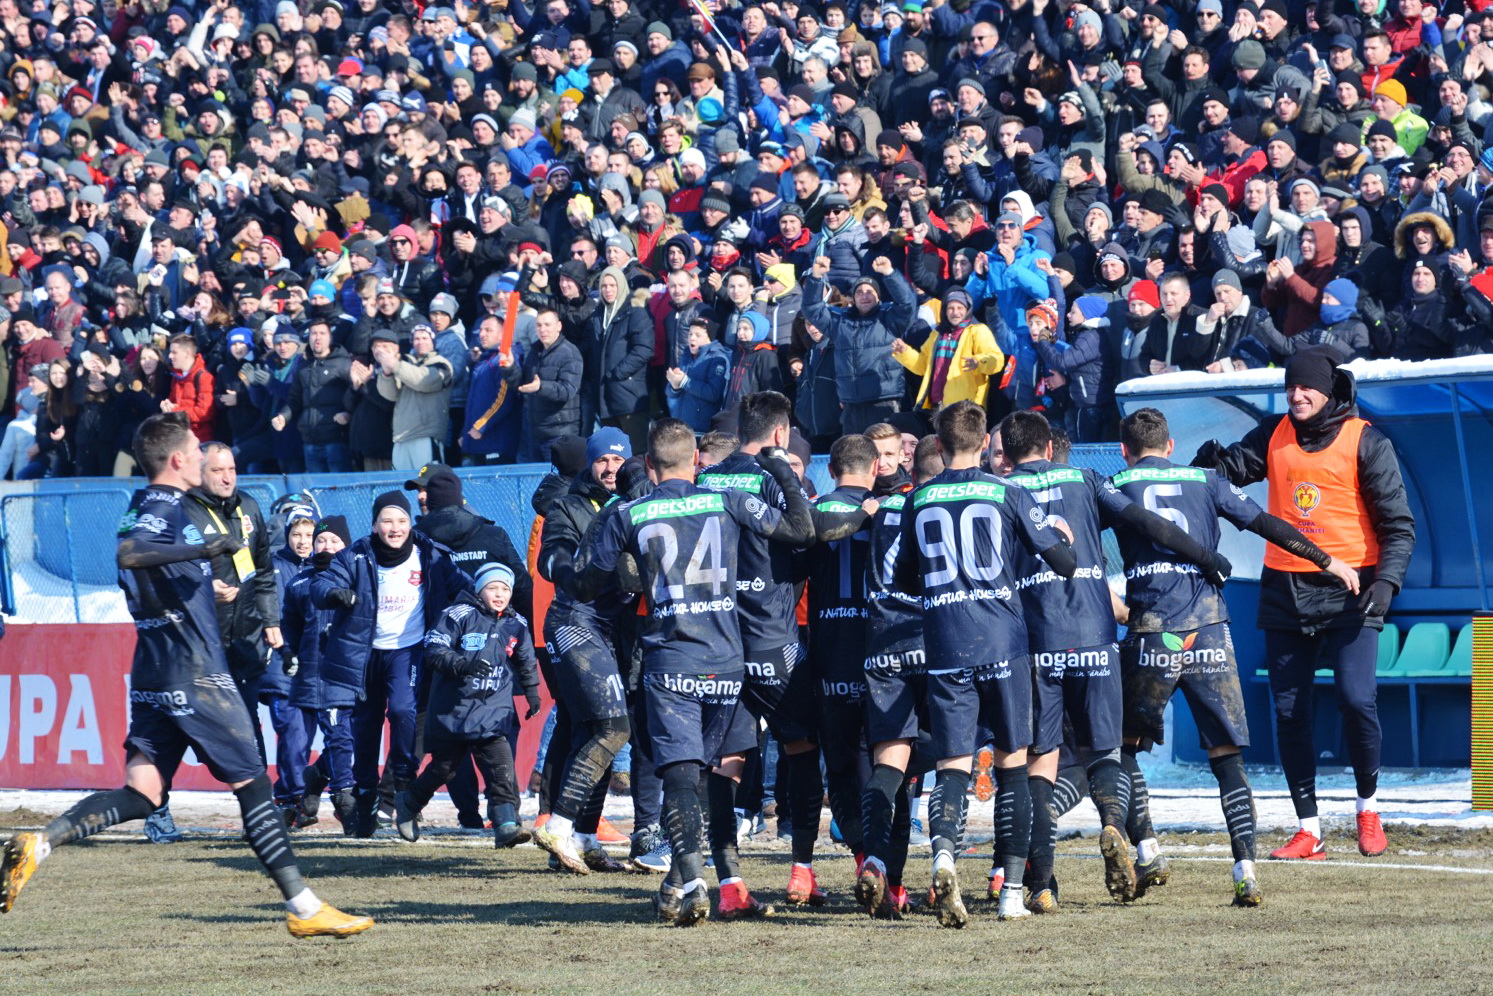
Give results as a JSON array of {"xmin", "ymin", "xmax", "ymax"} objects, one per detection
[
  {"xmin": 999, "ymin": 410, "xmax": 1236, "ymax": 911},
  {"xmin": 1109, "ymin": 408, "xmax": 1358, "ymax": 907},
  {"xmin": 698, "ymin": 392, "xmax": 835, "ymax": 912},
  {"xmin": 855, "ymin": 434, "xmax": 941, "ymax": 920},
  {"xmin": 888, "ymin": 402, "xmax": 1079, "ymax": 926},
  {"xmin": 572, "ymin": 418, "xmax": 813, "ymax": 926},
  {"xmin": 0, "ymin": 414, "xmax": 372, "ymax": 938}
]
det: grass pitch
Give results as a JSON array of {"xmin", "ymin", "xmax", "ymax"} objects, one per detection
[{"xmin": 2, "ymin": 822, "xmax": 1492, "ymax": 996}]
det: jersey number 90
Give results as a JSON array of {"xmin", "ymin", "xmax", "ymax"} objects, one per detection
[{"xmin": 915, "ymin": 506, "xmax": 1004, "ymax": 588}]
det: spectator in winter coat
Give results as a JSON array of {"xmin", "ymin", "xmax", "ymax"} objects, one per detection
[
  {"xmin": 345, "ymin": 353, "xmax": 397, "ymax": 471},
  {"xmin": 721, "ymin": 311, "xmax": 781, "ymax": 414},
  {"xmin": 1246, "ymin": 278, "xmax": 1372, "ymax": 363},
  {"xmin": 415, "ymin": 471, "xmax": 534, "ymax": 626},
  {"xmin": 665, "ymin": 316, "xmax": 731, "ymax": 432},
  {"xmin": 1143, "ymin": 273, "xmax": 1219, "ymax": 373},
  {"xmin": 591, "ymin": 265, "xmax": 653, "ymax": 453},
  {"xmin": 513, "ymin": 307, "xmax": 583, "ymax": 462},
  {"xmin": 789, "ymin": 313, "xmax": 840, "ymax": 451},
  {"xmin": 463, "ymin": 314, "xmax": 525, "ymax": 465},
  {"xmin": 1262, "ymin": 219, "xmax": 1339, "ymax": 337},
  {"xmin": 162, "ymin": 333, "xmax": 215, "ymax": 442},
  {"xmin": 1360, "ymin": 259, "xmax": 1464, "ymax": 360},
  {"xmin": 9, "ymin": 313, "xmax": 65, "ymax": 416},
  {"xmin": 965, "ymin": 211, "xmax": 1058, "ymax": 409},
  {"xmin": 892, "ymin": 287, "xmax": 1003, "ymax": 411},
  {"xmin": 279, "ymin": 319, "xmax": 354, "ymax": 472},
  {"xmin": 375, "ymin": 324, "xmax": 454, "ymax": 471},
  {"xmin": 801, "ymin": 253, "xmax": 916, "ymax": 432},
  {"xmin": 1033, "ymin": 298, "xmax": 1112, "ymax": 443}
]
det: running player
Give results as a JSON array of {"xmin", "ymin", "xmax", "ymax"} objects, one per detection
[
  {"xmin": 697, "ymin": 392, "xmax": 828, "ymax": 911},
  {"xmin": 571, "ymin": 418, "xmax": 813, "ymax": 926},
  {"xmin": 0, "ymin": 414, "xmax": 371, "ymax": 937},
  {"xmin": 887, "ymin": 401, "xmax": 1079, "ymax": 926},
  {"xmin": 1000, "ymin": 410, "xmax": 1236, "ymax": 911},
  {"xmin": 534, "ymin": 428, "xmax": 639, "ymax": 875},
  {"xmin": 1109, "ymin": 408, "xmax": 1358, "ymax": 907}
]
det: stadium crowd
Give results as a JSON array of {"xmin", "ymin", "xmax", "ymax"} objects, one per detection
[{"xmin": 1, "ymin": 0, "xmax": 1493, "ymax": 482}]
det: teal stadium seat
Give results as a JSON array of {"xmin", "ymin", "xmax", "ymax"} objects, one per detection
[
  {"xmin": 1375, "ymin": 623, "xmax": 1402, "ymax": 674},
  {"xmin": 1445, "ymin": 625, "xmax": 1474, "ymax": 678},
  {"xmin": 1397, "ymin": 623, "xmax": 1452, "ymax": 678}
]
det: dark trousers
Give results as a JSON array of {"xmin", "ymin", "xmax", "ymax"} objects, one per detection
[
  {"xmin": 352, "ymin": 645, "xmax": 421, "ymax": 792},
  {"xmin": 296, "ymin": 705, "xmax": 356, "ymax": 794},
  {"xmin": 409, "ymin": 736, "xmax": 520, "ymax": 811},
  {"xmin": 1266, "ymin": 626, "xmax": 1382, "ymax": 815}
]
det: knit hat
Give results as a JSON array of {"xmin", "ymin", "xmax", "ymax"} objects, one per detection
[
  {"xmin": 510, "ymin": 107, "xmax": 537, "ymax": 132},
  {"xmin": 1074, "ymin": 9, "xmax": 1101, "ymax": 33},
  {"xmin": 944, "ymin": 287, "xmax": 973, "ymax": 312},
  {"xmin": 1128, "ymin": 280, "xmax": 1160, "ymax": 308},
  {"xmin": 228, "ymin": 327, "xmax": 254, "ymax": 348},
  {"xmin": 1232, "ymin": 40, "xmax": 1266, "ymax": 70},
  {"xmin": 1226, "ymin": 116, "xmax": 1260, "ymax": 146},
  {"xmin": 1025, "ymin": 301, "xmax": 1059, "ymax": 330},
  {"xmin": 639, "ymin": 189, "xmax": 666, "ymax": 211},
  {"xmin": 309, "ymin": 279, "xmax": 336, "ymax": 300},
  {"xmin": 1226, "ymin": 225, "xmax": 1261, "ymax": 262},
  {"xmin": 1374, "ymin": 78, "xmax": 1408, "ymax": 107},
  {"xmin": 1283, "ymin": 345, "xmax": 1337, "ymax": 397},
  {"xmin": 1138, "ymin": 189, "xmax": 1172, "ymax": 217},
  {"xmin": 1199, "ymin": 182, "xmax": 1230, "ymax": 206},
  {"xmin": 764, "ymin": 263, "xmax": 797, "ymax": 290},
  {"xmin": 1212, "ymin": 269, "xmax": 1242, "ymax": 292},
  {"xmin": 586, "ymin": 426, "xmax": 632, "ymax": 464},
  {"xmin": 1366, "ymin": 119, "xmax": 1398, "ymax": 143},
  {"xmin": 1322, "ymin": 277, "xmax": 1359, "ymax": 310},
  {"xmin": 313, "ymin": 514, "xmax": 352, "ymax": 546},
  {"xmin": 474, "ymin": 562, "xmax": 516, "ymax": 591},
  {"xmin": 429, "ymin": 292, "xmax": 458, "ymax": 316},
  {"xmin": 1328, "ymin": 121, "xmax": 1361, "ymax": 148},
  {"xmin": 1099, "ymin": 242, "xmax": 1128, "ymax": 267},
  {"xmin": 424, "ymin": 469, "xmax": 463, "ymax": 510},
  {"xmin": 1074, "ymin": 295, "xmax": 1109, "ymax": 324},
  {"xmin": 372, "ymin": 490, "xmax": 411, "ymax": 520}
]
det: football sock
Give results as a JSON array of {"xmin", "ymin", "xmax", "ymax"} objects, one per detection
[
  {"xmin": 1356, "ymin": 793, "xmax": 1377, "ymax": 813},
  {"xmin": 1053, "ymin": 764, "xmax": 1090, "ymax": 819},
  {"xmin": 1356, "ymin": 771, "xmax": 1379, "ymax": 806},
  {"xmin": 928, "ymin": 768, "xmax": 970, "ymax": 862},
  {"xmin": 1300, "ymin": 816, "xmax": 1322, "ymax": 838},
  {"xmin": 235, "ymin": 775, "xmax": 316, "ymax": 910},
  {"xmin": 707, "ymin": 772, "xmax": 742, "ymax": 883},
  {"xmin": 995, "ymin": 765, "xmax": 1031, "ymax": 890},
  {"xmin": 1137, "ymin": 837, "xmax": 1160, "ymax": 863},
  {"xmin": 861, "ymin": 763, "xmax": 902, "ymax": 868},
  {"xmin": 1026, "ymin": 775, "xmax": 1056, "ymax": 895},
  {"xmin": 887, "ymin": 781, "xmax": 913, "ymax": 889},
  {"xmin": 575, "ymin": 777, "xmax": 609, "ymax": 836},
  {"xmin": 1085, "ymin": 748, "xmax": 1130, "ymax": 831},
  {"xmin": 786, "ymin": 748, "xmax": 823, "ymax": 865},
  {"xmin": 43, "ymin": 785, "xmax": 156, "ymax": 850},
  {"xmin": 826, "ymin": 761, "xmax": 866, "ymax": 855},
  {"xmin": 556, "ymin": 717, "xmax": 629, "ymax": 831},
  {"xmin": 1209, "ymin": 752, "xmax": 1257, "ymax": 863},
  {"xmin": 1120, "ymin": 746, "xmax": 1156, "ymax": 845},
  {"xmin": 661, "ymin": 762, "xmax": 707, "ymax": 885}
]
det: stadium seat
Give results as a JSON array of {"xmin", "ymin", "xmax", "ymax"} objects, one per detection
[
  {"xmin": 1445, "ymin": 625, "xmax": 1474, "ymax": 678},
  {"xmin": 1376, "ymin": 623, "xmax": 1402, "ymax": 673},
  {"xmin": 1397, "ymin": 623, "xmax": 1452, "ymax": 677}
]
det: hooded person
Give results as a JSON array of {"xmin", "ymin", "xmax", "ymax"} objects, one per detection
[
  {"xmin": 893, "ymin": 286, "xmax": 1003, "ymax": 411},
  {"xmin": 1034, "ymin": 294, "xmax": 1114, "ymax": 442},
  {"xmin": 1246, "ymin": 278, "xmax": 1372, "ymax": 363},
  {"xmin": 590, "ymin": 264, "xmax": 653, "ymax": 453},
  {"xmin": 722, "ymin": 310, "xmax": 782, "ymax": 413},
  {"xmin": 1192, "ymin": 347, "xmax": 1416, "ymax": 863},
  {"xmin": 310, "ymin": 490, "xmax": 471, "ymax": 836},
  {"xmin": 1360, "ymin": 259, "xmax": 1463, "ymax": 361},
  {"xmin": 666, "ymin": 315, "xmax": 731, "ymax": 432},
  {"xmin": 1263, "ymin": 218, "xmax": 1340, "ymax": 337},
  {"xmin": 414, "ymin": 470, "xmax": 533, "ymax": 624}
]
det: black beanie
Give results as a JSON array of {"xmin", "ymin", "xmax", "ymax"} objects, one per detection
[
  {"xmin": 424, "ymin": 470, "xmax": 463, "ymax": 510},
  {"xmin": 372, "ymin": 489, "xmax": 411, "ymax": 520},
  {"xmin": 549, "ymin": 434, "xmax": 588, "ymax": 478},
  {"xmin": 1284, "ymin": 346, "xmax": 1337, "ymax": 398},
  {"xmin": 313, "ymin": 514, "xmax": 352, "ymax": 546}
]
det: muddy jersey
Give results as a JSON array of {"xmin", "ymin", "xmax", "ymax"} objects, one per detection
[
  {"xmin": 117, "ymin": 484, "xmax": 230, "ymax": 689},
  {"xmin": 697, "ymin": 451, "xmax": 807, "ymax": 653},
  {"xmin": 865, "ymin": 490, "xmax": 924, "ymax": 671},
  {"xmin": 588, "ymin": 477, "xmax": 794, "ymax": 675},
  {"xmin": 1107, "ymin": 455, "xmax": 1261, "ymax": 633},
  {"xmin": 1005, "ymin": 459, "xmax": 1125, "ymax": 652},
  {"xmin": 893, "ymin": 466, "xmax": 1061, "ymax": 670},
  {"xmin": 806, "ymin": 486, "xmax": 874, "ymax": 683}
]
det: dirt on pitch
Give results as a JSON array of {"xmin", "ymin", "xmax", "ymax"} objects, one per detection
[{"xmin": 2, "ymin": 819, "xmax": 1492, "ymax": 996}]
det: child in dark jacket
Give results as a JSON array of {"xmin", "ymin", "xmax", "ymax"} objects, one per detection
[
  {"xmin": 395, "ymin": 563, "xmax": 541, "ymax": 847},
  {"xmin": 721, "ymin": 311, "xmax": 782, "ymax": 413}
]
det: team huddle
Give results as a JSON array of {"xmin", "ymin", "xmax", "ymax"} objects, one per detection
[{"xmin": 2, "ymin": 345, "xmax": 1405, "ymax": 933}]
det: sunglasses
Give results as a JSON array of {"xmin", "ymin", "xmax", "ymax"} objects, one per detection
[
  {"xmin": 996, "ymin": 222, "xmax": 1019, "ymax": 230},
  {"xmin": 390, "ymin": 237, "xmax": 411, "ymax": 245}
]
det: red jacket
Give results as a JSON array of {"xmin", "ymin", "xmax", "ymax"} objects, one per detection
[
  {"xmin": 13, "ymin": 335, "xmax": 65, "ymax": 414},
  {"xmin": 168, "ymin": 354, "xmax": 216, "ymax": 442}
]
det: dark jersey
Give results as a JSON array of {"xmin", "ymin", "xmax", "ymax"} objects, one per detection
[
  {"xmin": 806, "ymin": 485, "xmax": 874, "ymax": 683},
  {"xmin": 893, "ymin": 467, "xmax": 1062, "ymax": 669},
  {"xmin": 864, "ymin": 490, "xmax": 925, "ymax": 670},
  {"xmin": 587, "ymin": 477, "xmax": 798, "ymax": 675},
  {"xmin": 1005, "ymin": 459, "xmax": 1125, "ymax": 652},
  {"xmin": 117, "ymin": 484, "xmax": 230, "ymax": 689},
  {"xmin": 1107, "ymin": 456, "xmax": 1262, "ymax": 633},
  {"xmin": 698, "ymin": 451, "xmax": 806, "ymax": 652}
]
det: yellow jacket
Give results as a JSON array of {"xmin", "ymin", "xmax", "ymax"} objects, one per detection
[{"xmin": 894, "ymin": 322, "xmax": 1003, "ymax": 410}]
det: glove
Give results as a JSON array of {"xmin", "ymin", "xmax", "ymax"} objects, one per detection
[
  {"xmin": 328, "ymin": 587, "xmax": 358, "ymax": 609},
  {"xmin": 754, "ymin": 447, "xmax": 794, "ymax": 480},
  {"xmin": 523, "ymin": 689, "xmax": 541, "ymax": 719},
  {"xmin": 203, "ymin": 534, "xmax": 241, "ymax": 558},
  {"xmin": 1359, "ymin": 579, "xmax": 1394, "ymax": 617},
  {"xmin": 1205, "ymin": 551, "xmax": 1233, "ymax": 587},
  {"xmin": 284, "ymin": 655, "xmax": 300, "ymax": 677},
  {"xmin": 617, "ymin": 458, "xmax": 651, "ymax": 499},
  {"xmin": 1358, "ymin": 296, "xmax": 1385, "ymax": 326},
  {"xmin": 1191, "ymin": 440, "xmax": 1223, "ymax": 470},
  {"xmin": 455, "ymin": 657, "xmax": 492, "ymax": 679}
]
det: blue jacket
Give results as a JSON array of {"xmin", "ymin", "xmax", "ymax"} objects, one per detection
[
  {"xmin": 281, "ymin": 560, "xmax": 336, "ymax": 711},
  {"xmin": 262, "ymin": 544, "xmax": 308, "ymax": 698},
  {"xmin": 667, "ymin": 339, "xmax": 730, "ymax": 432},
  {"xmin": 463, "ymin": 345, "xmax": 524, "ymax": 458},
  {"xmin": 311, "ymin": 533, "xmax": 470, "ymax": 707},
  {"xmin": 800, "ymin": 268, "xmax": 915, "ymax": 404},
  {"xmin": 422, "ymin": 590, "xmax": 539, "ymax": 741}
]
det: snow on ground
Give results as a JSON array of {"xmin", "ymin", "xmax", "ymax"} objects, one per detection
[{"xmin": 4, "ymin": 560, "xmax": 129, "ymax": 624}]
